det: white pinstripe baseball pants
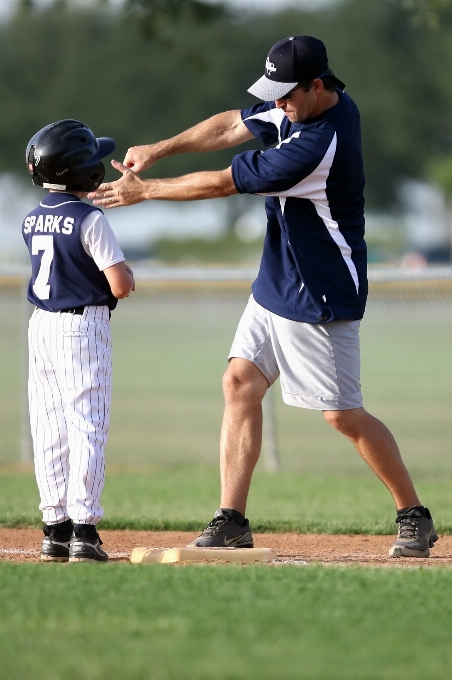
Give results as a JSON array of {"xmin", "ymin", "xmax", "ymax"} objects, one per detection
[{"xmin": 28, "ymin": 306, "xmax": 112, "ymax": 525}]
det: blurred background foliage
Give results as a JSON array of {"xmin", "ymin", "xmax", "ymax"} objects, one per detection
[{"xmin": 1, "ymin": 0, "xmax": 452, "ymax": 261}]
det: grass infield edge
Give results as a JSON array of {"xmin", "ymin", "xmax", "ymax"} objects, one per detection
[{"xmin": 1, "ymin": 515, "xmax": 452, "ymax": 535}]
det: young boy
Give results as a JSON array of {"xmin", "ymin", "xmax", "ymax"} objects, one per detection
[{"xmin": 22, "ymin": 119, "xmax": 134, "ymax": 563}]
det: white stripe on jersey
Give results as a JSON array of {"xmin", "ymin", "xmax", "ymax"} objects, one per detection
[
  {"xmin": 257, "ymin": 132, "xmax": 336, "ymax": 200},
  {"xmin": 243, "ymin": 108, "xmax": 286, "ymax": 143},
  {"xmin": 40, "ymin": 199, "xmax": 81, "ymax": 208},
  {"xmin": 257, "ymin": 133, "xmax": 359, "ymax": 293},
  {"xmin": 311, "ymin": 201, "xmax": 359, "ymax": 293}
]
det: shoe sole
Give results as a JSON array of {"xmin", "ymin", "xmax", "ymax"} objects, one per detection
[
  {"xmin": 389, "ymin": 546, "xmax": 430, "ymax": 558},
  {"xmin": 69, "ymin": 557, "xmax": 108, "ymax": 563},
  {"xmin": 41, "ymin": 555, "xmax": 69, "ymax": 562},
  {"xmin": 187, "ymin": 541, "xmax": 254, "ymax": 548},
  {"xmin": 388, "ymin": 531, "xmax": 439, "ymax": 558},
  {"xmin": 187, "ymin": 531, "xmax": 254, "ymax": 549}
]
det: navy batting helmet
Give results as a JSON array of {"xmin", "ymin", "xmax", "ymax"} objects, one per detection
[{"xmin": 26, "ymin": 119, "xmax": 116, "ymax": 192}]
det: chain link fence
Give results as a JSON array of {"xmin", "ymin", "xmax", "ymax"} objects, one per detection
[{"xmin": 1, "ymin": 265, "xmax": 451, "ymax": 476}]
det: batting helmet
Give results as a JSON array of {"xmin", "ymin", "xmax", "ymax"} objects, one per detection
[{"xmin": 26, "ymin": 119, "xmax": 116, "ymax": 192}]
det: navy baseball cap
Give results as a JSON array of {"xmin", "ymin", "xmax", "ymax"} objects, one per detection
[{"xmin": 248, "ymin": 35, "xmax": 345, "ymax": 101}]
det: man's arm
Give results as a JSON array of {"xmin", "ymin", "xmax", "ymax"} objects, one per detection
[
  {"xmin": 123, "ymin": 111, "xmax": 254, "ymax": 173},
  {"xmin": 88, "ymin": 164, "xmax": 238, "ymax": 208}
]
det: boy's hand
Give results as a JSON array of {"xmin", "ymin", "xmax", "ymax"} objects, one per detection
[
  {"xmin": 88, "ymin": 160, "xmax": 147, "ymax": 208},
  {"xmin": 124, "ymin": 264, "xmax": 136, "ymax": 292}
]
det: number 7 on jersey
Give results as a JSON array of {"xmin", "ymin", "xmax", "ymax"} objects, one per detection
[{"xmin": 32, "ymin": 235, "xmax": 54, "ymax": 300}]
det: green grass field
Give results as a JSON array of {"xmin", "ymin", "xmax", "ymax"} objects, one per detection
[
  {"xmin": 1, "ymin": 285, "xmax": 452, "ymax": 680},
  {"xmin": 1, "ymin": 563, "xmax": 452, "ymax": 680}
]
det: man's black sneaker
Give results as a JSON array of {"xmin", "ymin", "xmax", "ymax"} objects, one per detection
[
  {"xmin": 388, "ymin": 506, "xmax": 439, "ymax": 558},
  {"xmin": 187, "ymin": 509, "xmax": 254, "ymax": 548},
  {"xmin": 41, "ymin": 520, "xmax": 73, "ymax": 562},
  {"xmin": 69, "ymin": 524, "xmax": 108, "ymax": 563}
]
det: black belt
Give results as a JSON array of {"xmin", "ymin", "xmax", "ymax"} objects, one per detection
[
  {"xmin": 59, "ymin": 305, "xmax": 111, "ymax": 319},
  {"xmin": 60, "ymin": 306, "xmax": 85, "ymax": 315}
]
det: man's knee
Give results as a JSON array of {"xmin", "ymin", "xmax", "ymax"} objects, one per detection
[
  {"xmin": 323, "ymin": 408, "xmax": 366, "ymax": 435},
  {"xmin": 223, "ymin": 359, "xmax": 268, "ymax": 406}
]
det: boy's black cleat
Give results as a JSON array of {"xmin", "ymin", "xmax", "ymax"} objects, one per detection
[
  {"xmin": 187, "ymin": 509, "xmax": 254, "ymax": 548},
  {"xmin": 41, "ymin": 520, "xmax": 73, "ymax": 562},
  {"xmin": 388, "ymin": 506, "xmax": 438, "ymax": 558},
  {"xmin": 69, "ymin": 524, "xmax": 108, "ymax": 563}
]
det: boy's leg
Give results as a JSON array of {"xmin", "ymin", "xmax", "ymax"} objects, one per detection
[
  {"xmin": 56, "ymin": 307, "xmax": 112, "ymax": 525},
  {"xmin": 28, "ymin": 309, "xmax": 70, "ymax": 525}
]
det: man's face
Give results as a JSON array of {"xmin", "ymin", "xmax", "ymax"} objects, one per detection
[{"xmin": 274, "ymin": 80, "xmax": 323, "ymax": 123}]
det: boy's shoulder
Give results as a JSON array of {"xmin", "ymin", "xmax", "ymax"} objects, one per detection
[
  {"xmin": 23, "ymin": 193, "xmax": 105, "ymax": 241},
  {"xmin": 27, "ymin": 192, "xmax": 103, "ymax": 219}
]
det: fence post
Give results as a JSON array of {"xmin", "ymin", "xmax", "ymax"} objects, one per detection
[
  {"xmin": 262, "ymin": 386, "xmax": 280, "ymax": 472},
  {"xmin": 20, "ymin": 281, "xmax": 33, "ymax": 464}
]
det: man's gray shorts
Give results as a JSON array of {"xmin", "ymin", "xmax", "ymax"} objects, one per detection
[{"xmin": 228, "ymin": 296, "xmax": 363, "ymax": 411}]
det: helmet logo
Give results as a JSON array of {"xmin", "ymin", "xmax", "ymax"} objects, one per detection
[
  {"xmin": 34, "ymin": 155, "xmax": 41, "ymax": 166},
  {"xmin": 266, "ymin": 58, "xmax": 277, "ymax": 74}
]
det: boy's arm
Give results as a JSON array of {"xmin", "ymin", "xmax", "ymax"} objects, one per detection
[
  {"xmin": 103, "ymin": 262, "xmax": 135, "ymax": 299},
  {"xmin": 81, "ymin": 211, "xmax": 134, "ymax": 298}
]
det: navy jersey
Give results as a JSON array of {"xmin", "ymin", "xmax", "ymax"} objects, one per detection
[
  {"xmin": 22, "ymin": 192, "xmax": 118, "ymax": 311},
  {"xmin": 231, "ymin": 91, "xmax": 368, "ymax": 323}
]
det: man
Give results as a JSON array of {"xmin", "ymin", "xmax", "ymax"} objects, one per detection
[{"xmin": 89, "ymin": 36, "xmax": 437, "ymax": 558}]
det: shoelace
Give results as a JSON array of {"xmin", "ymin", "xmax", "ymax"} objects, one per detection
[
  {"xmin": 395, "ymin": 514, "xmax": 421, "ymax": 539},
  {"xmin": 202, "ymin": 515, "xmax": 229, "ymax": 536}
]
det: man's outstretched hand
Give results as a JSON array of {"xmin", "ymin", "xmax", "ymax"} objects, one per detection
[
  {"xmin": 87, "ymin": 160, "xmax": 147, "ymax": 208},
  {"xmin": 123, "ymin": 144, "xmax": 160, "ymax": 173}
]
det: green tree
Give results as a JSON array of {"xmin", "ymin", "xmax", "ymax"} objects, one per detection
[
  {"xmin": 401, "ymin": 0, "xmax": 452, "ymax": 28},
  {"xmin": 1, "ymin": 0, "xmax": 452, "ymax": 210}
]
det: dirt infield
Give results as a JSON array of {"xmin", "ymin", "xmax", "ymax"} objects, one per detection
[{"xmin": 1, "ymin": 528, "xmax": 452, "ymax": 567}]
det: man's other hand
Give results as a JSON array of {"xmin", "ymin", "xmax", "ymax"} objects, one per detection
[{"xmin": 87, "ymin": 160, "xmax": 147, "ymax": 208}]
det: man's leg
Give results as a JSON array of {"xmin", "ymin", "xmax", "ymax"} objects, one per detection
[
  {"xmin": 322, "ymin": 407, "xmax": 419, "ymax": 509},
  {"xmin": 219, "ymin": 358, "xmax": 270, "ymax": 515},
  {"xmin": 323, "ymin": 407, "xmax": 438, "ymax": 557},
  {"xmin": 187, "ymin": 358, "xmax": 268, "ymax": 548}
]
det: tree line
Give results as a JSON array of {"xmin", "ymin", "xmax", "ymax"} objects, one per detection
[{"xmin": 1, "ymin": 0, "xmax": 452, "ymax": 209}]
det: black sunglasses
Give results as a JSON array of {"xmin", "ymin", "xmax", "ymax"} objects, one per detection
[{"xmin": 279, "ymin": 85, "xmax": 303, "ymax": 101}]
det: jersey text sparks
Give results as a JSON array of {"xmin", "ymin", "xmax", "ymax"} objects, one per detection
[{"xmin": 23, "ymin": 214, "xmax": 74, "ymax": 234}]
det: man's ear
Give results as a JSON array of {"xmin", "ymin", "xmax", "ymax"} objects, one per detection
[{"xmin": 312, "ymin": 78, "xmax": 325, "ymax": 93}]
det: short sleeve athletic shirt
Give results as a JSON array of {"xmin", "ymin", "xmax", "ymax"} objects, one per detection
[
  {"xmin": 22, "ymin": 192, "xmax": 125, "ymax": 311},
  {"xmin": 231, "ymin": 91, "xmax": 368, "ymax": 323}
]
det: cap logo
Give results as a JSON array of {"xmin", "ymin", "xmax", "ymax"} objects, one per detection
[
  {"xmin": 34, "ymin": 156, "xmax": 40, "ymax": 166},
  {"xmin": 265, "ymin": 57, "xmax": 277, "ymax": 75}
]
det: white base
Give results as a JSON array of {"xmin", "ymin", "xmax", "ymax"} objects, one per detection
[{"xmin": 130, "ymin": 546, "xmax": 277, "ymax": 564}]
